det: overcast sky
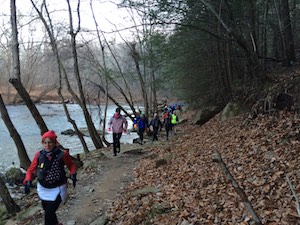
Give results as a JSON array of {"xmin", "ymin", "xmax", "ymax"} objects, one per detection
[{"xmin": 0, "ymin": 0, "xmax": 137, "ymax": 43}]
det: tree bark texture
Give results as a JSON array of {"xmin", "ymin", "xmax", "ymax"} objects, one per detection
[{"xmin": 10, "ymin": 0, "xmax": 21, "ymax": 81}]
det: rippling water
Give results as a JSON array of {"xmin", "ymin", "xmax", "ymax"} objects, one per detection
[{"xmin": 0, "ymin": 104, "xmax": 137, "ymax": 172}]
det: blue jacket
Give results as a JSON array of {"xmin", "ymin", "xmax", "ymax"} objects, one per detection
[{"xmin": 134, "ymin": 115, "xmax": 148, "ymax": 129}]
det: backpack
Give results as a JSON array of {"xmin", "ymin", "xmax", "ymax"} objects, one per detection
[{"xmin": 37, "ymin": 148, "xmax": 67, "ymax": 188}]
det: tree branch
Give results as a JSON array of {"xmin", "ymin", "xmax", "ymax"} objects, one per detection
[{"xmin": 212, "ymin": 150, "xmax": 262, "ymax": 225}]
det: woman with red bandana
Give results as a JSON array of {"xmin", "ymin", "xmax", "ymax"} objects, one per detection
[
  {"xmin": 23, "ymin": 130, "xmax": 76, "ymax": 225},
  {"xmin": 108, "ymin": 107, "xmax": 128, "ymax": 156}
]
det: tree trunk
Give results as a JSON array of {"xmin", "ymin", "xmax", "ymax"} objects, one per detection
[
  {"xmin": 10, "ymin": 0, "xmax": 48, "ymax": 135},
  {"xmin": 200, "ymin": 0, "xmax": 262, "ymax": 79},
  {"xmin": 10, "ymin": 0, "xmax": 20, "ymax": 81},
  {"xmin": 0, "ymin": 94, "xmax": 31, "ymax": 169},
  {"xmin": 30, "ymin": 0, "xmax": 92, "ymax": 154},
  {"xmin": 280, "ymin": 0, "xmax": 295, "ymax": 65},
  {"xmin": 66, "ymin": 0, "xmax": 104, "ymax": 149},
  {"xmin": 58, "ymin": 89, "xmax": 90, "ymax": 154},
  {"xmin": 0, "ymin": 168, "xmax": 20, "ymax": 215},
  {"xmin": 130, "ymin": 43, "xmax": 149, "ymax": 116},
  {"xmin": 9, "ymin": 78, "xmax": 49, "ymax": 134}
]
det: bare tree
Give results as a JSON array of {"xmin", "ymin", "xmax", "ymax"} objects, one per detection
[
  {"xmin": 129, "ymin": 42, "xmax": 149, "ymax": 116},
  {"xmin": 10, "ymin": 0, "xmax": 48, "ymax": 135},
  {"xmin": 66, "ymin": 0, "xmax": 103, "ymax": 149},
  {"xmin": 30, "ymin": 0, "xmax": 91, "ymax": 153},
  {"xmin": 89, "ymin": 0, "xmax": 111, "ymax": 146}
]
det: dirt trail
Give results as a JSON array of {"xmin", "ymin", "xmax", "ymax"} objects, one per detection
[
  {"xmin": 6, "ymin": 143, "xmax": 150, "ymax": 225},
  {"xmin": 59, "ymin": 146, "xmax": 146, "ymax": 225}
]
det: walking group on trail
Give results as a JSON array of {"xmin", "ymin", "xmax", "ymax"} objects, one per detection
[
  {"xmin": 20, "ymin": 103, "xmax": 181, "ymax": 224},
  {"xmin": 133, "ymin": 103, "xmax": 180, "ymax": 144},
  {"xmin": 107, "ymin": 104, "xmax": 181, "ymax": 156}
]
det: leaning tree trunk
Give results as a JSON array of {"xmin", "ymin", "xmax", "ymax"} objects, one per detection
[
  {"xmin": 0, "ymin": 175, "xmax": 20, "ymax": 215},
  {"xmin": 0, "ymin": 94, "xmax": 31, "ymax": 169},
  {"xmin": 10, "ymin": 0, "xmax": 48, "ymax": 135},
  {"xmin": 9, "ymin": 78, "xmax": 48, "ymax": 135}
]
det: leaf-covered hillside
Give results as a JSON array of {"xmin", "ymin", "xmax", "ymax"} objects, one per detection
[{"xmin": 107, "ymin": 71, "xmax": 300, "ymax": 225}]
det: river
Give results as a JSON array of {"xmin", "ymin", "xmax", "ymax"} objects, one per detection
[{"xmin": 0, "ymin": 103, "xmax": 138, "ymax": 172}]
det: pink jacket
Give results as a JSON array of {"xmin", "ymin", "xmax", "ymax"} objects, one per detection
[{"xmin": 108, "ymin": 113, "xmax": 128, "ymax": 133}]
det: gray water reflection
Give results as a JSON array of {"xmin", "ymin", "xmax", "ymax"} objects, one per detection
[{"xmin": 0, "ymin": 104, "xmax": 137, "ymax": 172}]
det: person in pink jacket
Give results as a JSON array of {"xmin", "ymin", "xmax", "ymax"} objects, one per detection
[{"xmin": 108, "ymin": 107, "xmax": 128, "ymax": 156}]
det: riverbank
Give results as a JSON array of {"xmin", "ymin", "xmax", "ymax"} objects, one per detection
[{"xmin": 0, "ymin": 103, "xmax": 140, "ymax": 172}]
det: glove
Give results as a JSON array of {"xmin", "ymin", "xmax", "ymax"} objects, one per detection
[
  {"xmin": 108, "ymin": 127, "xmax": 111, "ymax": 132},
  {"xmin": 123, "ymin": 129, "xmax": 127, "ymax": 133},
  {"xmin": 24, "ymin": 181, "xmax": 31, "ymax": 194},
  {"xmin": 70, "ymin": 173, "xmax": 77, "ymax": 188}
]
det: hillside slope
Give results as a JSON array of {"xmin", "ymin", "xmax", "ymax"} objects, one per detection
[
  {"xmin": 107, "ymin": 111, "xmax": 300, "ymax": 225},
  {"xmin": 106, "ymin": 69, "xmax": 300, "ymax": 224}
]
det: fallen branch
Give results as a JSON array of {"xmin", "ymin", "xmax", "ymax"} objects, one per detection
[
  {"xmin": 212, "ymin": 150, "xmax": 262, "ymax": 225},
  {"xmin": 286, "ymin": 175, "xmax": 300, "ymax": 217}
]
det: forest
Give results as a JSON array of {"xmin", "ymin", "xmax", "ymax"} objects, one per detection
[{"xmin": 1, "ymin": 0, "xmax": 300, "ymax": 224}]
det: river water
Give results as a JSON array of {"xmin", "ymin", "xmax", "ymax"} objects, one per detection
[{"xmin": 0, "ymin": 103, "xmax": 138, "ymax": 172}]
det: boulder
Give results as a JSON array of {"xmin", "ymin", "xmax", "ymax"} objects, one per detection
[
  {"xmin": 61, "ymin": 129, "xmax": 76, "ymax": 136},
  {"xmin": 193, "ymin": 106, "xmax": 223, "ymax": 125},
  {"xmin": 220, "ymin": 102, "xmax": 240, "ymax": 121},
  {"xmin": 5, "ymin": 168, "xmax": 25, "ymax": 185}
]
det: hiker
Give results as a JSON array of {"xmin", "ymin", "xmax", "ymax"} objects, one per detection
[
  {"xmin": 134, "ymin": 113, "xmax": 149, "ymax": 145},
  {"xmin": 23, "ymin": 130, "xmax": 77, "ymax": 225},
  {"xmin": 162, "ymin": 111, "xmax": 172, "ymax": 140},
  {"xmin": 149, "ymin": 113, "xmax": 162, "ymax": 142},
  {"xmin": 108, "ymin": 107, "xmax": 128, "ymax": 156},
  {"xmin": 171, "ymin": 112, "xmax": 179, "ymax": 134}
]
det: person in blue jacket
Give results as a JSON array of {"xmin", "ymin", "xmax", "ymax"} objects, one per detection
[{"xmin": 134, "ymin": 113, "xmax": 148, "ymax": 145}]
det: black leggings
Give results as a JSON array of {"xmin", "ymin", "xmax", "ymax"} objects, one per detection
[
  {"xmin": 165, "ymin": 124, "xmax": 171, "ymax": 140},
  {"xmin": 152, "ymin": 127, "xmax": 159, "ymax": 141},
  {"xmin": 113, "ymin": 132, "xmax": 122, "ymax": 154},
  {"xmin": 138, "ymin": 128, "xmax": 145, "ymax": 141},
  {"xmin": 42, "ymin": 194, "xmax": 62, "ymax": 225}
]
